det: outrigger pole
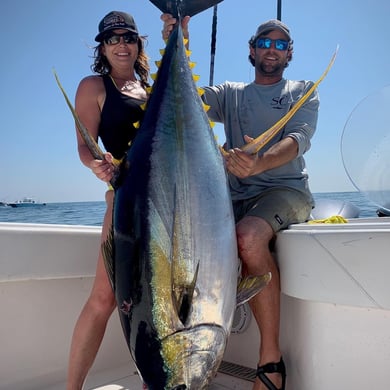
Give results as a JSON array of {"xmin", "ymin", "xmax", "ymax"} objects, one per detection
[
  {"xmin": 277, "ymin": 0, "xmax": 282, "ymax": 20},
  {"xmin": 208, "ymin": 0, "xmax": 283, "ymax": 85},
  {"xmin": 209, "ymin": 5, "xmax": 218, "ymax": 85}
]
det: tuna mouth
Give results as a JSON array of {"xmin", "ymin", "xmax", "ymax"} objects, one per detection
[
  {"xmin": 166, "ymin": 350, "xmax": 219, "ymax": 390},
  {"xmin": 161, "ymin": 324, "xmax": 227, "ymax": 389}
]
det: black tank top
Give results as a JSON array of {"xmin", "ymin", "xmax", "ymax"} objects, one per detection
[{"xmin": 99, "ymin": 75, "xmax": 146, "ymax": 159}]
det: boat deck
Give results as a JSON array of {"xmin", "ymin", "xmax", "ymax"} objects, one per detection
[
  {"xmin": 46, "ymin": 362, "xmax": 255, "ymax": 390},
  {"xmin": 3, "ymin": 222, "xmax": 390, "ymax": 389}
]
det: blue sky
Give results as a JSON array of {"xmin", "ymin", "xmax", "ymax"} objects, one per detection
[{"xmin": 1, "ymin": 0, "xmax": 389, "ymax": 203}]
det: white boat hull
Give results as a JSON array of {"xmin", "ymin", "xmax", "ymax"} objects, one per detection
[
  {"xmin": 1, "ymin": 220, "xmax": 390, "ymax": 389},
  {"xmin": 277, "ymin": 217, "xmax": 390, "ymax": 309}
]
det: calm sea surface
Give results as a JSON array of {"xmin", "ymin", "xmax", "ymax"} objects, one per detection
[{"xmin": 0, "ymin": 192, "xmax": 381, "ymax": 226}]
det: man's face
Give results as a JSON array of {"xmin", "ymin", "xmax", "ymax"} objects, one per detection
[{"xmin": 251, "ymin": 30, "xmax": 291, "ymax": 79}]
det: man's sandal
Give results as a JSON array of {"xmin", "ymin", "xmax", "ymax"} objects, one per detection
[{"xmin": 256, "ymin": 357, "xmax": 286, "ymax": 390}]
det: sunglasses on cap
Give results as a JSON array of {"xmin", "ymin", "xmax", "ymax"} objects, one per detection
[
  {"xmin": 256, "ymin": 38, "xmax": 289, "ymax": 51},
  {"xmin": 103, "ymin": 32, "xmax": 138, "ymax": 45}
]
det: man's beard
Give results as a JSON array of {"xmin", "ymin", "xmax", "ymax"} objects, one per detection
[{"xmin": 257, "ymin": 60, "xmax": 284, "ymax": 78}]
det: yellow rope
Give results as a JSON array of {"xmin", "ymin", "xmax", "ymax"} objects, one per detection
[{"xmin": 308, "ymin": 215, "xmax": 348, "ymax": 224}]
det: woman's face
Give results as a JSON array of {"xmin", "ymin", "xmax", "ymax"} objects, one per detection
[{"xmin": 101, "ymin": 29, "xmax": 139, "ymax": 70}]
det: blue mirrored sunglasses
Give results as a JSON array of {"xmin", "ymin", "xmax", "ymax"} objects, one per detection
[
  {"xmin": 256, "ymin": 38, "xmax": 289, "ymax": 51},
  {"xmin": 104, "ymin": 32, "xmax": 138, "ymax": 45}
]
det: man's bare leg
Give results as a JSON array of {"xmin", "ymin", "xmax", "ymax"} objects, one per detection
[{"xmin": 236, "ymin": 216, "xmax": 283, "ymax": 390}]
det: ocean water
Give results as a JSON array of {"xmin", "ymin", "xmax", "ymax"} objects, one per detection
[
  {"xmin": 0, "ymin": 201, "xmax": 106, "ymax": 226},
  {"xmin": 0, "ymin": 192, "xmax": 382, "ymax": 226}
]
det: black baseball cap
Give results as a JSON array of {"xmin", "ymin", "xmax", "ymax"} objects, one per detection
[{"xmin": 95, "ymin": 11, "xmax": 138, "ymax": 42}]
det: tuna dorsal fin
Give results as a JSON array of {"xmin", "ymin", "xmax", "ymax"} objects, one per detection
[
  {"xmin": 53, "ymin": 70, "xmax": 104, "ymax": 161},
  {"xmin": 101, "ymin": 224, "xmax": 115, "ymax": 292},
  {"xmin": 172, "ymin": 262, "xmax": 199, "ymax": 325},
  {"xmin": 149, "ymin": 0, "xmax": 223, "ymax": 18},
  {"xmin": 236, "ymin": 273, "xmax": 272, "ymax": 307},
  {"xmin": 53, "ymin": 69, "xmax": 121, "ymax": 188}
]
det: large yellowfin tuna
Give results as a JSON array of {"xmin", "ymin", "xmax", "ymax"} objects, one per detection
[
  {"xmin": 109, "ymin": 1, "xmax": 267, "ymax": 388},
  {"xmin": 111, "ymin": 4, "xmax": 238, "ymax": 390},
  {"xmin": 55, "ymin": 1, "xmax": 270, "ymax": 388}
]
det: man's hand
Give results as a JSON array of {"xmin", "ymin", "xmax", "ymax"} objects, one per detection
[
  {"xmin": 224, "ymin": 136, "xmax": 260, "ymax": 178},
  {"xmin": 161, "ymin": 13, "xmax": 190, "ymax": 41}
]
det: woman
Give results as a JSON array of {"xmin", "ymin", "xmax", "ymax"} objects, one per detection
[{"xmin": 66, "ymin": 11, "xmax": 150, "ymax": 390}]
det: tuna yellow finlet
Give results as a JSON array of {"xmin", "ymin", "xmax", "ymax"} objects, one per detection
[
  {"xmin": 219, "ymin": 145, "xmax": 227, "ymax": 156},
  {"xmin": 202, "ymin": 103, "xmax": 210, "ymax": 112}
]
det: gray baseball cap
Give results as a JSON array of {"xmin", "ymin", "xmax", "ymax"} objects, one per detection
[{"xmin": 252, "ymin": 19, "xmax": 291, "ymax": 41}]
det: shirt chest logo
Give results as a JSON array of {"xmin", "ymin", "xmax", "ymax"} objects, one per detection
[{"xmin": 271, "ymin": 95, "xmax": 289, "ymax": 110}]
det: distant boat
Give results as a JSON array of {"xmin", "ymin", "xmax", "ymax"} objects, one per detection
[{"xmin": 8, "ymin": 197, "xmax": 46, "ymax": 208}]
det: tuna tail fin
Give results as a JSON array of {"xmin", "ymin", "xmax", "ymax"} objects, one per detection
[
  {"xmin": 236, "ymin": 272, "xmax": 272, "ymax": 307},
  {"xmin": 53, "ymin": 69, "xmax": 121, "ymax": 188},
  {"xmin": 149, "ymin": 0, "xmax": 223, "ymax": 18}
]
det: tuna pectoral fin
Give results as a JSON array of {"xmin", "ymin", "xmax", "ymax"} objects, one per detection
[
  {"xmin": 236, "ymin": 272, "xmax": 272, "ymax": 307},
  {"xmin": 149, "ymin": 0, "xmax": 223, "ymax": 17},
  {"xmin": 101, "ymin": 225, "xmax": 115, "ymax": 291},
  {"xmin": 172, "ymin": 263, "xmax": 199, "ymax": 325}
]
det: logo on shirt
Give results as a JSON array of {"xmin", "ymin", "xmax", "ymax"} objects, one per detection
[{"xmin": 271, "ymin": 95, "xmax": 289, "ymax": 110}]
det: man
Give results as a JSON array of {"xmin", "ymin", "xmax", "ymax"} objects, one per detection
[{"xmin": 162, "ymin": 15, "xmax": 319, "ymax": 390}]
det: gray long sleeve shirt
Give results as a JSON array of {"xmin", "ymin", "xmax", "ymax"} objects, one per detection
[{"xmin": 202, "ymin": 79, "xmax": 319, "ymax": 203}]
